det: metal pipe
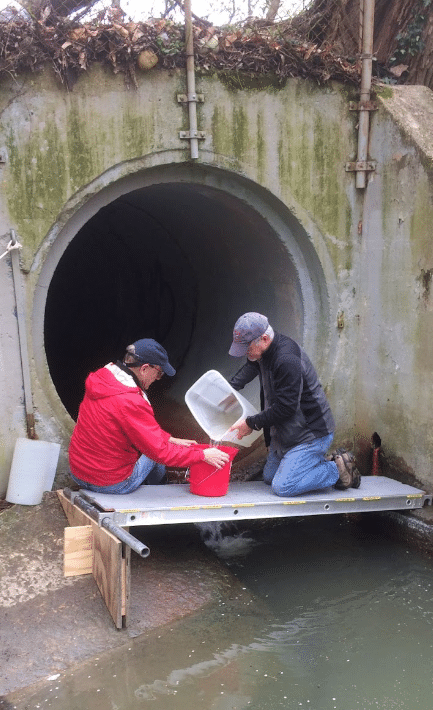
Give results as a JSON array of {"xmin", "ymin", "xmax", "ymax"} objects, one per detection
[
  {"xmin": 356, "ymin": 0, "xmax": 375, "ymax": 189},
  {"xmin": 10, "ymin": 229, "xmax": 37, "ymax": 439},
  {"xmin": 184, "ymin": 0, "xmax": 199, "ymax": 159},
  {"xmin": 63, "ymin": 488, "xmax": 150, "ymax": 558},
  {"xmin": 100, "ymin": 516, "xmax": 150, "ymax": 557}
]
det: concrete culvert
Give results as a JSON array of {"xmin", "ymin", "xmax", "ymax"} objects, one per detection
[{"xmin": 41, "ymin": 170, "xmax": 324, "ymax": 470}]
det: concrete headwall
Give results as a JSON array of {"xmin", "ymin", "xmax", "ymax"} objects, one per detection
[{"xmin": 0, "ymin": 65, "xmax": 432, "ymax": 495}]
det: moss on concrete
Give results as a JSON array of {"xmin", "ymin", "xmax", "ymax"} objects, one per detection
[
  {"xmin": 277, "ymin": 89, "xmax": 352, "ymax": 257},
  {"xmin": 3, "ymin": 83, "xmax": 160, "ymax": 250},
  {"xmin": 122, "ymin": 110, "xmax": 154, "ymax": 158},
  {"xmin": 256, "ymin": 110, "xmax": 265, "ymax": 184},
  {"xmin": 232, "ymin": 105, "xmax": 250, "ymax": 160},
  {"xmin": 375, "ymin": 85, "xmax": 394, "ymax": 100},
  {"xmin": 211, "ymin": 105, "xmax": 232, "ymax": 157},
  {"xmin": 5, "ymin": 121, "xmax": 68, "ymax": 250},
  {"xmin": 218, "ymin": 71, "xmax": 286, "ymax": 92},
  {"xmin": 67, "ymin": 104, "xmax": 95, "ymax": 188}
]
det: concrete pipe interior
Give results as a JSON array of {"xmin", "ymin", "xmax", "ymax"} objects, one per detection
[{"xmin": 44, "ymin": 181, "xmax": 308, "ymax": 447}]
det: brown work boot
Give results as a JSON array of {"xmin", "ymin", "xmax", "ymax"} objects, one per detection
[
  {"xmin": 334, "ymin": 452, "xmax": 352, "ymax": 490},
  {"xmin": 344, "ymin": 451, "xmax": 361, "ymax": 489},
  {"xmin": 333, "ymin": 449, "xmax": 361, "ymax": 490}
]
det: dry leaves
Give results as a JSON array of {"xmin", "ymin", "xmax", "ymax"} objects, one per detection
[{"xmin": 0, "ymin": 13, "xmax": 362, "ymax": 88}]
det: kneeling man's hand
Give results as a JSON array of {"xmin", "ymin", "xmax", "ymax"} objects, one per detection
[{"xmin": 229, "ymin": 419, "xmax": 252, "ymax": 440}]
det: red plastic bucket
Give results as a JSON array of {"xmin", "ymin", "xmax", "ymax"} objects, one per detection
[{"xmin": 189, "ymin": 444, "xmax": 239, "ymax": 497}]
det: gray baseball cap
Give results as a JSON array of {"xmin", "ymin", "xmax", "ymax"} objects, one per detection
[{"xmin": 229, "ymin": 313, "xmax": 269, "ymax": 357}]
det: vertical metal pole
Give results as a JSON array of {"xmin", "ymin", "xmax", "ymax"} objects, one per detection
[
  {"xmin": 10, "ymin": 230, "xmax": 36, "ymax": 438},
  {"xmin": 184, "ymin": 0, "xmax": 199, "ymax": 159},
  {"xmin": 356, "ymin": 0, "xmax": 375, "ymax": 189}
]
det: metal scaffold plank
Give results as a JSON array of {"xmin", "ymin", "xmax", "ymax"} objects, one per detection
[
  {"xmin": 60, "ymin": 478, "xmax": 431, "ymax": 629},
  {"xmin": 78, "ymin": 477, "xmax": 432, "ymax": 528}
]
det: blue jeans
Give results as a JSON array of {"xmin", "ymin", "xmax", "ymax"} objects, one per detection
[
  {"xmin": 263, "ymin": 433, "xmax": 339, "ymax": 497},
  {"xmin": 70, "ymin": 455, "xmax": 166, "ymax": 494}
]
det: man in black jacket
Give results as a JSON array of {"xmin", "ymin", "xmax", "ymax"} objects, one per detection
[{"xmin": 228, "ymin": 312, "xmax": 360, "ymax": 497}]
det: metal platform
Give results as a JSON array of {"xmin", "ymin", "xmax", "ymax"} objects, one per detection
[
  {"xmin": 61, "ymin": 478, "xmax": 432, "ymax": 630},
  {"xmin": 78, "ymin": 476, "xmax": 432, "ymax": 527}
]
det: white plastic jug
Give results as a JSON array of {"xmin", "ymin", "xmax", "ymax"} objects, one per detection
[
  {"xmin": 6, "ymin": 438, "xmax": 61, "ymax": 505},
  {"xmin": 185, "ymin": 370, "xmax": 262, "ymax": 447}
]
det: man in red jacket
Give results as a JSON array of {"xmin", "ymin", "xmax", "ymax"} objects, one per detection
[{"xmin": 69, "ymin": 338, "xmax": 229, "ymax": 493}]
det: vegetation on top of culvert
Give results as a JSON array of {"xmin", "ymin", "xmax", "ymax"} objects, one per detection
[
  {"xmin": 0, "ymin": 0, "xmax": 431, "ymax": 90},
  {"xmin": 0, "ymin": 11, "xmax": 362, "ymax": 89}
]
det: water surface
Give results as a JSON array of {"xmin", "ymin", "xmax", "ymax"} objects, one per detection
[{"xmin": 5, "ymin": 515, "xmax": 433, "ymax": 710}]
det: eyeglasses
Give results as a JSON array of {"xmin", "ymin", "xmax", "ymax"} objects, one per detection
[{"xmin": 149, "ymin": 364, "xmax": 164, "ymax": 377}]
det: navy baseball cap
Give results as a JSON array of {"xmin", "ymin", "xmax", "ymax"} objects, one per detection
[
  {"xmin": 229, "ymin": 313, "xmax": 269, "ymax": 357},
  {"xmin": 126, "ymin": 339, "xmax": 176, "ymax": 376}
]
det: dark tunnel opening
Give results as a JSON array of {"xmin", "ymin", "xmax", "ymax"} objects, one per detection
[
  {"xmin": 45, "ymin": 192, "xmax": 198, "ymax": 421},
  {"xmin": 44, "ymin": 182, "xmax": 304, "ymax": 441}
]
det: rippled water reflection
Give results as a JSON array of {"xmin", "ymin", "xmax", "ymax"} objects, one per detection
[{"xmin": 6, "ymin": 515, "xmax": 433, "ymax": 710}]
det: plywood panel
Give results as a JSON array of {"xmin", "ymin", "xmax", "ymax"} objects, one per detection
[
  {"xmin": 121, "ymin": 544, "xmax": 131, "ymax": 620},
  {"xmin": 58, "ymin": 490, "xmax": 131, "ymax": 628},
  {"xmin": 64, "ymin": 525, "xmax": 93, "ymax": 576},
  {"xmin": 92, "ymin": 523, "xmax": 123, "ymax": 629}
]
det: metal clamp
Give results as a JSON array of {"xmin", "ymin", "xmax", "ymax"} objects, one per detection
[
  {"xmin": 345, "ymin": 160, "xmax": 377, "ymax": 172},
  {"xmin": 177, "ymin": 93, "xmax": 204, "ymax": 103},
  {"xmin": 179, "ymin": 130, "xmax": 206, "ymax": 140},
  {"xmin": 349, "ymin": 101, "xmax": 378, "ymax": 111}
]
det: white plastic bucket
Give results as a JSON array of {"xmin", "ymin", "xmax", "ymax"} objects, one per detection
[
  {"xmin": 185, "ymin": 370, "xmax": 262, "ymax": 447},
  {"xmin": 6, "ymin": 438, "xmax": 61, "ymax": 505}
]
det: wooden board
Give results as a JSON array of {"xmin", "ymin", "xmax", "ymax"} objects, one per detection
[
  {"xmin": 64, "ymin": 525, "xmax": 93, "ymax": 576},
  {"xmin": 58, "ymin": 490, "xmax": 131, "ymax": 629},
  {"xmin": 58, "ymin": 490, "xmax": 93, "ymax": 527},
  {"xmin": 122, "ymin": 545, "xmax": 130, "ymax": 617},
  {"xmin": 92, "ymin": 520, "xmax": 123, "ymax": 628}
]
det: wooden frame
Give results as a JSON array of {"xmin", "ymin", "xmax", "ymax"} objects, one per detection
[{"xmin": 58, "ymin": 490, "xmax": 130, "ymax": 629}]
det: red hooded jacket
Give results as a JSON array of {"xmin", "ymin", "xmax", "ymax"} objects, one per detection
[{"xmin": 69, "ymin": 363, "xmax": 205, "ymax": 486}]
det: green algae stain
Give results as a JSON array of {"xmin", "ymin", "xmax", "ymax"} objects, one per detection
[
  {"xmin": 219, "ymin": 71, "xmax": 286, "ymax": 93},
  {"xmin": 278, "ymin": 97, "xmax": 352, "ymax": 261},
  {"xmin": 257, "ymin": 111, "xmax": 265, "ymax": 184},
  {"xmin": 312, "ymin": 112, "xmax": 344, "ymax": 237},
  {"xmin": 212, "ymin": 105, "xmax": 233, "ymax": 157},
  {"xmin": 279, "ymin": 109, "xmax": 311, "ymax": 207},
  {"xmin": 5, "ymin": 93, "xmax": 159, "ymax": 252},
  {"xmin": 212, "ymin": 101, "xmax": 256, "ymax": 164},
  {"xmin": 67, "ymin": 105, "xmax": 94, "ymax": 188},
  {"xmin": 375, "ymin": 86, "xmax": 393, "ymax": 100},
  {"xmin": 232, "ymin": 105, "xmax": 250, "ymax": 160},
  {"xmin": 122, "ymin": 109, "xmax": 154, "ymax": 158},
  {"xmin": 412, "ymin": 181, "xmax": 433, "ymax": 381},
  {"xmin": 5, "ymin": 121, "xmax": 68, "ymax": 250},
  {"xmin": 411, "ymin": 181, "xmax": 433, "ymax": 263}
]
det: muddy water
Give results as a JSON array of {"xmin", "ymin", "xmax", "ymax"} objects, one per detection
[{"xmin": 5, "ymin": 515, "xmax": 433, "ymax": 710}]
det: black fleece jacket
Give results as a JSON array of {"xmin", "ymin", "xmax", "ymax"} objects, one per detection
[{"xmin": 229, "ymin": 332, "xmax": 335, "ymax": 453}]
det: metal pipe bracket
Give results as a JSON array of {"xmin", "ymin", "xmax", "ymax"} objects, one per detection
[
  {"xmin": 177, "ymin": 93, "xmax": 204, "ymax": 103},
  {"xmin": 345, "ymin": 160, "xmax": 377, "ymax": 172},
  {"xmin": 349, "ymin": 101, "xmax": 378, "ymax": 111},
  {"xmin": 179, "ymin": 130, "xmax": 206, "ymax": 139}
]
